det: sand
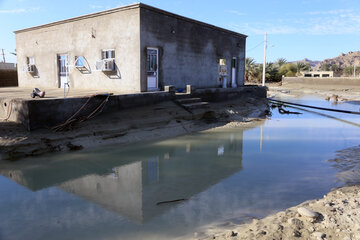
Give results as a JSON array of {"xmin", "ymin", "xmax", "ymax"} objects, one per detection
[{"xmin": 181, "ymin": 185, "xmax": 360, "ymax": 240}]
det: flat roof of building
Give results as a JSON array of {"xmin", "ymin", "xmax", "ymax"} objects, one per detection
[{"xmin": 14, "ymin": 3, "xmax": 247, "ymax": 38}]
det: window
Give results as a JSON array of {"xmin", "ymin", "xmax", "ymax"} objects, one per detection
[
  {"xmin": 219, "ymin": 58, "xmax": 227, "ymax": 76},
  {"xmin": 231, "ymin": 58, "xmax": 236, "ymax": 68},
  {"xmin": 58, "ymin": 55, "xmax": 68, "ymax": 77},
  {"xmin": 219, "ymin": 59, "xmax": 226, "ymax": 66},
  {"xmin": 26, "ymin": 57, "xmax": 35, "ymax": 65},
  {"xmin": 75, "ymin": 56, "xmax": 85, "ymax": 67},
  {"xmin": 101, "ymin": 49, "xmax": 115, "ymax": 59},
  {"xmin": 147, "ymin": 49, "xmax": 158, "ymax": 72}
]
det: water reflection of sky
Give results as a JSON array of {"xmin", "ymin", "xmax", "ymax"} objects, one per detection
[{"xmin": 0, "ymin": 96, "xmax": 359, "ymax": 240}]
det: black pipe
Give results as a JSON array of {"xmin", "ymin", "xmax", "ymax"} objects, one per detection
[{"xmin": 268, "ymin": 98, "xmax": 360, "ymax": 115}]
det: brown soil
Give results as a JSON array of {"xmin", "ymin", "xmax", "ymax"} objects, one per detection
[{"xmin": 0, "ymin": 96, "xmax": 270, "ymax": 161}]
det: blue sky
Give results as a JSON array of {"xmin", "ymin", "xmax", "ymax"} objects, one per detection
[{"xmin": 1, "ymin": 0, "xmax": 360, "ymax": 63}]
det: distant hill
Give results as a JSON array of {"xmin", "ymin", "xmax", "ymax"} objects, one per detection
[
  {"xmin": 293, "ymin": 51, "xmax": 360, "ymax": 71},
  {"xmin": 291, "ymin": 58, "xmax": 320, "ymax": 68},
  {"xmin": 314, "ymin": 51, "xmax": 360, "ymax": 70}
]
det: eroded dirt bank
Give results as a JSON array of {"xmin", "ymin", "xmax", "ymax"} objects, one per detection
[
  {"xmin": 0, "ymin": 96, "xmax": 269, "ymax": 161},
  {"xmin": 181, "ymin": 185, "xmax": 360, "ymax": 240},
  {"xmin": 267, "ymin": 82, "xmax": 360, "ymax": 102}
]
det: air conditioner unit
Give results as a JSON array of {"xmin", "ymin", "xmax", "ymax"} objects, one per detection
[
  {"xmin": 96, "ymin": 60, "xmax": 104, "ymax": 71},
  {"xmin": 26, "ymin": 64, "xmax": 35, "ymax": 73},
  {"xmin": 102, "ymin": 59, "xmax": 115, "ymax": 71}
]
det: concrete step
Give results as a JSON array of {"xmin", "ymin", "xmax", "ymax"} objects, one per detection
[
  {"xmin": 176, "ymin": 98, "xmax": 202, "ymax": 104},
  {"xmin": 182, "ymin": 102, "xmax": 209, "ymax": 110}
]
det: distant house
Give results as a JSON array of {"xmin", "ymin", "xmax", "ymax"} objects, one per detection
[
  {"xmin": 0, "ymin": 62, "xmax": 18, "ymax": 87},
  {"xmin": 15, "ymin": 3, "xmax": 246, "ymax": 92},
  {"xmin": 0, "ymin": 62, "xmax": 16, "ymax": 70},
  {"xmin": 301, "ymin": 71, "xmax": 334, "ymax": 78}
]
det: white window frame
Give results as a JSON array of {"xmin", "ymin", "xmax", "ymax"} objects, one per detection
[
  {"xmin": 27, "ymin": 56, "xmax": 35, "ymax": 65},
  {"xmin": 101, "ymin": 49, "xmax": 115, "ymax": 60}
]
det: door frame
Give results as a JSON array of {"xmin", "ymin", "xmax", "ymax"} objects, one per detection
[
  {"xmin": 146, "ymin": 47, "xmax": 159, "ymax": 91},
  {"xmin": 57, "ymin": 53, "xmax": 69, "ymax": 88}
]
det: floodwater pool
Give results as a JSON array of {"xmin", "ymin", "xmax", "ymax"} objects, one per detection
[{"xmin": 0, "ymin": 96, "xmax": 359, "ymax": 240}]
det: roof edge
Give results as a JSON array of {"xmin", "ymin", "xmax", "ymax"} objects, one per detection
[
  {"xmin": 14, "ymin": 3, "xmax": 141, "ymax": 34},
  {"xmin": 138, "ymin": 3, "xmax": 247, "ymax": 38},
  {"xmin": 14, "ymin": 3, "xmax": 247, "ymax": 38}
]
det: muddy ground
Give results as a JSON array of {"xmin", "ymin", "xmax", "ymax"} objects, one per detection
[
  {"xmin": 0, "ymin": 96, "xmax": 269, "ymax": 161},
  {"xmin": 267, "ymin": 82, "xmax": 360, "ymax": 102}
]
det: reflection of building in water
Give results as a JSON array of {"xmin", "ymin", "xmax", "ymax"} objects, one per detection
[{"xmin": 0, "ymin": 129, "xmax": 244, "ymax": 223}]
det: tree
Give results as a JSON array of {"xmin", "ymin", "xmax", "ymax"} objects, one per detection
[
  {"xmin": 258, "ymin": 62, "xmax": 281, "ymax": 82},
  {"xmin": 330, "ymin": 64, "xmax": 343, "ymax": 76},
  {"xmin": 343, "ymin": 66, "xmax": 360, "ymax": 76},
  {"xmin": 279, "ymin": 63, "xmax": 297, "ymax": 77},
  {"xmin": 245, "ymin": 58, "xmax": 261, "ymax": 81},
  {"xmin": 296, "ymin": 62, "xmax": 311, "ymax": 73},
  {"xmin": 276, "ymin": 58, "xmax": 287, "ymax": 67},
  {"xmin": 321, "ymin": 63, "xmax": 330, "ymax": 71}
]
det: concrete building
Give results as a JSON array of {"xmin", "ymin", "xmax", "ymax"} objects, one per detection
[
  {"xmin": 0, "ymin": 62, "xmax": 18, "ymax": 87},
  {"xmin": 15, "ymin": 3, "xmax": 247, "ymax": 92},
  {"xmin": 300, "ymin": 71, "xmax": 334, "ymax": 78},
  {"xmin": 0, "ymin": 62, "xmax": 16, "ymax": 70}
]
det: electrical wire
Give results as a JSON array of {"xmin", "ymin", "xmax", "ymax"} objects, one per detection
[
  {"xmin": 52, "ymin": 94, "xmax": 112, "ymax": 131},
  {"xmin": 0, "ymin": 99, "xmax": 14, "ymax": 121},
  {"xmin": 246, "ymin": 41, "xmax": 264, "ymax": 53}
]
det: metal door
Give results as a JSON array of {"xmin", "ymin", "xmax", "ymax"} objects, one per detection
[
  {"xmin": 147, "ymin": 48, "xmax": 158, "ymax": 90},
  {"xmin": 58, "ymin": 54, "xmax": 69, "ymax": 88}
]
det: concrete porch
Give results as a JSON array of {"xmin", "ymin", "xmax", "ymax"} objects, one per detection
[{"xmin": 0, "ymin": 86, "xmax": 266, "ymax": 131}]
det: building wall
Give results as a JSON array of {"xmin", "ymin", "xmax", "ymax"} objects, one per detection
[
  {"xmin": 301, "ymin": 71, "xmax": 334, "ymax": 78},
  {"xmin": 283, "ymin": 77, "xmax": 360, "ymax": 86},
  {"xmin": 0, "ymin": 70, "xmax": 18, "ymax": 87},
  {"xmin": 16, "ymin": 7, "xmax": 141, "ymax": 92},
  {"xmin": 0, "ymin": 62, "xmax": 17, "ymax": 70},
  {"xmin": 139, "ymin": 7, "xmax": 246, "ymax": 91},
  {"xmin": 60, "ymin": 162, "xmax": 143, "ymax": 223}
]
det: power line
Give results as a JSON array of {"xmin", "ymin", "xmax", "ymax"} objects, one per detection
[{"xmin": 246, "ymin": 41, "xmax": 264, "ymax": 53}]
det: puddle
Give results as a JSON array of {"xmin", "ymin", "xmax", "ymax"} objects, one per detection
[{"xmin": 0, "ymin": 96, "xmax": 359, "ymax": 240}]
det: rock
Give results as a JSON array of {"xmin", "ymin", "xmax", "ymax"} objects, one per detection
[
  {"xmin": 278, "ymin": 225, "xmax": 284, "ymax": 231},
  {"xmin": 293, "ymin": 230, "xmax": 301, "ymax": 237},
  {"xmin": 287, "ymin": 218, "xmax": 304, "ymax": 230},
  {"xmin": 297, "ymin": 207, "xmax": 319, "ymax": 218},
  {"xmin": 230, "ymin": 231, "xmax": 237, "ymax": 237},
  {"xmin": 312, "ymin": 232, "xmax": 326, "ymax": 239},
  {"xmin": 66, "ymin": 142, "xmax": 83, "ymax": 151},
  {"xmin": 308, "ymin": 226, "xmax": 315, "ymax": 232}
]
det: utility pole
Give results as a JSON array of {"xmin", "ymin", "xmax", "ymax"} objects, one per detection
[
  {"xmin": 262, "ymin": 32, "xmax": 267, "ymax": 87},
  {"xmin": 1, "ymin": 49, "xmax": 5, "ymax": 63}
]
